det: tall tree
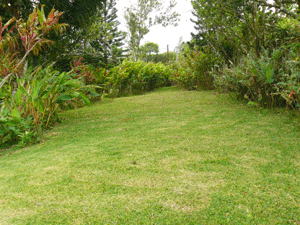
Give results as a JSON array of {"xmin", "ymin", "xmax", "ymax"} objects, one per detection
[
  {"xmin": 87, "ymin": 0, "xmax": 127, "ymax": 68},
  {"xmin": 191, "ymin": 0, "xmax": 276, "ymax": 64},
  {"xmin": 36, "ymin": 0, "xmax": 105, "ymax": 69},
  {"xmin": 1, "ymin": 0, "xmax": 104, "ymax": 47},
  {"xmin": 124, "ymin": 0, "xmax": 180, "ymax": 60},
  {"xmin": 189, "ymin": 9, "xmax": 207, "ymax": 49}
]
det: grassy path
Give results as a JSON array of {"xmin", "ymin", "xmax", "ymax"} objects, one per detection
[{"xmin": 0, "ymin": 87, "xmax": 300, "ymax": 224}]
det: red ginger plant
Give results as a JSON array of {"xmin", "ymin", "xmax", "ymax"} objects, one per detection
[{"xmin": 0, "ymin": 6, "xmax": 67, "ymax": 89}]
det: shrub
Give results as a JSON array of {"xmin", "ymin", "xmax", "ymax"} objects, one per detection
[
  {"xmin": 170, "ymin": 47, "xmax": 221, "ymax": 91},
  {"xmin": 107, "ymin": 60, "xmax": 171, "ymax": 97},
  {"xmin": 217, "ymin": 52, "xmax": 278, "ymax": 106},
  {"xmin": 71, "ymin": 57, "xmax": 110, "ymax": 99},
  {"xmin": 0, "ymin": 108, "xmax": 39, "ymax": 148},
  {"xmin": 0, "ymin": 7, "xmax": 70, "ymax": 148},
  {"xmin": 217, "ymin": 48, "xmax": 300, "ymax": 109},
  {"xmin": 275, "ymin": 51, "xmax": 300, "ymax": 110},
  {"xmin": 0, "ymin": 65, "xmax": 95, "ymax": 147}
]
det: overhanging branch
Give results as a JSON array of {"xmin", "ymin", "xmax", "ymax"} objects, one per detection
[{"xmin": 256, "ymin": 0, "xmax": 299, "ymax": 19}]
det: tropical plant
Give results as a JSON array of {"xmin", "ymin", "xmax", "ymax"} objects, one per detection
[
  {"xmin": 71, "ymin": 57, "xmax": 110, "ymax": 97},
  {"xmin": 0, "ymin": 6, "xmax": 90, "ymax": 148},
  {"xmin": 0, "ymin": 6, "xmax": 67, "ymax": 88},
  {"xmin": 0, "ymin": 65, "xmax": 95, "ymax": 147},
  {"xmin": 0, "ymin": 108, "xmax": 38, "ymax": 148},
  {"xmin": 191, "ymin": 0, "xmax": 277, "ymax": 65},
  {"xmin": 17, "ymin": 0, "xmax": 105, "ymax": 69}
]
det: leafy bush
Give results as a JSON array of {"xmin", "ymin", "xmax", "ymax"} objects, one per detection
[
  {"xmin": 170, "ymin": 46, "xmax": 221, "ymax": 90},
  {"xmin": 217, "ymin": 52, "xmax": 278, "ymax": 106},
  {"xmin": 107, "ymin": 60, "xmax": 171, "ymax": 97},
  {"xmin": 217, "ymin": 48, "xmax": 300, "ymax": 109},
  {"xmin": 274, "ymin": 51, "xmax": 300, "ymax": 110},
  {"xmin": 0, "ymin": 65, "xmax": 95, "ymax": 147},
  {"xmin": 0, "ymin": 6, "xmax": 71, "ymax": 148},
  {"xmin": 71, "ymin": 57, "xmax": 110, "ymax": 97},
  {"xmin": 0, "ymin": 107, "xmax": 39, "ymax": 148}
]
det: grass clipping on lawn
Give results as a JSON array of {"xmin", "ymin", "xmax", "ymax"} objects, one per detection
[{"xmin": 0, "ymin": 86, "xmax": 300, "ymax": 224}]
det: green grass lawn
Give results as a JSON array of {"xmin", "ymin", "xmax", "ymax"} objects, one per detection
[{"xmin": 1, "ymin": 86, "xmax": 300, "ymax": 224}]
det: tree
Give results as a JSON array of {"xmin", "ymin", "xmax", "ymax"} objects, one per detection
[
  {"xmin": 256, "ymin": 0, "xmax": 300, "ymax": 18},
  {"xmin": 152, "ymin": 52, "xmax": 176, "ymax": 64},
  {"xmin": 37, "ymin": 0, "xmax": 105, "ymax": 69},
  {"xmin": 139, "ymin": 42, "xmax": 159, "ymax": 61},
  {"xmin": 189, "ymin": 9, "xmax": 207, "ymax": 49},
  {"xmin": 87, "ymin": 0, "xmax": 127, "ymax": 68},
  {"xmin": 124, "ymin": 0, "xmax": 180, "ymax": 60},
  {"xmin": 190, "ymin": 0, "xmax": 276, "ymax": 64}
]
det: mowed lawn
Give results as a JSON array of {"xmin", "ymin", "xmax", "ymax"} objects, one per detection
[{"xmin": 0, "ymin": 86, "xmax": 300, "ymax": 224}]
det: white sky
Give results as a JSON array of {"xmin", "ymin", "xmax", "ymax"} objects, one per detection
[{"xmin": 116, "ymin": 0, "xmax": 196, "ymax": 53}]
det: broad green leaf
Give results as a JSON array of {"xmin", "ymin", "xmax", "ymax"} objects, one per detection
[
  {"xmin": 32, "ymin": 79, "xmax": 45, "ymax": 100},
  {"xmin": 63, "ymin": 79, "xmax": 81, "ymax": 88},
  {"xmin": 32, "ymin": 97, "xmax": 44, "ymax": 113},
  {"xmin": 11, "ymin": 108, "xmax": 21, "ymax": 122},
  {"xmin": 38, "ymin": 10, "xmax": 44, "ymax": 24},
  {"xmin": 36, "ymin": 101, "xmax": 45, "ymax": 113},
  {"xmin": 14, "ymin": 87, "xmax": 24, "ymax": 107},
  {"xmin": 78, "ymin": 92, "xmax": 91, "ymax": 106},
  {"xmin": 39, "ymin": 5, "xmax": 47, "ymax": 23},
  {"xmin": 18, "ymin": 85, "xmax": 32, "ymax": 101},
  {"xmin": 71, "ymin": 92, "xmax": 80, "ymax": 98},
  {"xmin": 0, "ymin": 117, "xmax": 8, "ymax": 123},
  {"xmin": 90, "ymin": 91, "xmax": 100, "ymax": 97},
  {"xmin": 265, "ymin": 64, "xmax": 274, "ymax": 84},
  {"xmin": 57, "ymin": 95, "xmax": 73, "ymax": 101}
]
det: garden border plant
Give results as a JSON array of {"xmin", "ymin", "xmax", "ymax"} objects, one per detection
[
  {"xmin": 105, "ymin": 60, "xmax": 172, "ymax": 97},
  {"xmin": 0, "ymin": 7, "xmax": 98, "ymax": 148}
]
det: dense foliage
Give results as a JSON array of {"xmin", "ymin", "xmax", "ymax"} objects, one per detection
[
  {"xmin": 107, "ymin": 60, "xmax": 171, "ymax": 97},
  {"xmin": 0, "ymin": 0, "xmax": 33, "ymax": 23},
  {"xmin": 170, "ymin": 0, "xmax": 300, "ymax": 111},
  {"xmin": 171, "ymin": 44, "xmax": 221, "ymax": 90},
  {"xmin": 0, "ymin": 66, "xmax": 95, "ymax": 147},
  {"xmin": 0, "ymin": 7, "xmax": 95, "ymax": 148},
  {"xmin": 0, "ymin": 4, "xmax": 172, "ymax": 148},
  {"xmin": 2, "ymin": 0, "xmax": 300, "ymax": 149},
  {"xmin": 0, "ymin": 0, "xmax": 106, "ymax": 70}
]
